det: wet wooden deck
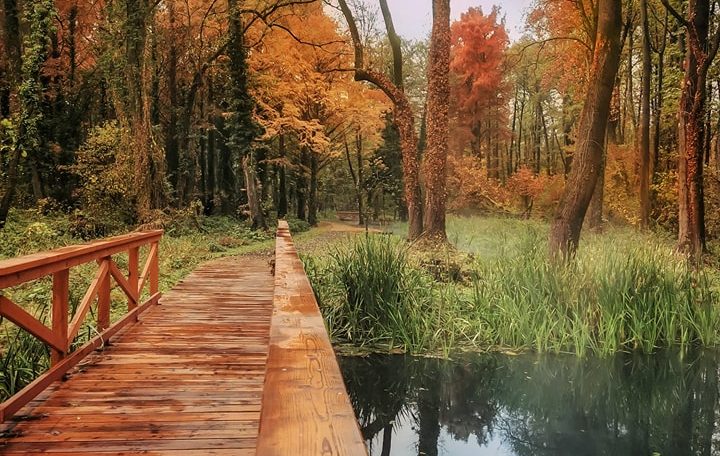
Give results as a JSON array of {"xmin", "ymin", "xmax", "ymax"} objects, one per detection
[{"xmin": 0, "ymin": 222, "xmax": 367, "ymax": 455}]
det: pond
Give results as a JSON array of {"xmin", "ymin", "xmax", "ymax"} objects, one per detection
[{"xmin": 339, "ymin": 350, "xmax": 720, "ymax": 456}]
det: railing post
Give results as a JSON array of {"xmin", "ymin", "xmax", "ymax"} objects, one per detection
[
  {"xmin": 51, "ymin": 270, "xmax": 69, "ymax": 366},
  {"xmin": 128, "ymin": 247, "xmax": 139, "ymax": 314},
  {"xmin": 150, "ymin": 242, "xmax": 159, "ymax": 296},
  {"xmin": 97, "ymin": 258, "xmax": 111, "ymax": 331}
]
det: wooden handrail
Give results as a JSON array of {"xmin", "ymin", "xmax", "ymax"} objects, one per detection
[
  {"xmin": 0, "ymin": 230, "xmax": 163, "ymax": 422},
  {"xmin": 256, "ymin": 221, "xmax": 368, "ymax": 455}
]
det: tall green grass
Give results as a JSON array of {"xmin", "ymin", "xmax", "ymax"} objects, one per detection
[
  {"xmin": 305, "ymin": 235, "xmax": 468, "ymax": 354},
  {"xmin": 308, "ymin": 217, "xmax": 720, "ymax": 357},
  {"xmin": 471, "ymin": 228, "xmax": 719, "ymax": 356}
]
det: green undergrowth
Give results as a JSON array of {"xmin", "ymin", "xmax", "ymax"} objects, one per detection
[
  {"xmin": 306, "ymin": 216, "xmax": 720, "ymax": 357},
  {"xmin": 0, "ymin": 210, "xmax": 313, "ymax": 401}
]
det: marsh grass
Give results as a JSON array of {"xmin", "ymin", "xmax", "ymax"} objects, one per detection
[
  {"xmin": 304, "ymin": 235, "xmax": 463, "ymax": 355},
  {"xmin": 309, "ymin": 217, "xmax": 720, "ymax": 357}
]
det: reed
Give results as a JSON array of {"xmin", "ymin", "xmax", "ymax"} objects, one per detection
[{"xmin": 308, "ymin": 217, "xmax": 720, "ymax": 356}]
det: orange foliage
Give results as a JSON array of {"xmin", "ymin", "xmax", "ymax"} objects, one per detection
[
  {"xmin": 449, "ymin": 6, "xmax": 510, "ymax": 156},
  {"xmin": 526, "ymin": 0, "xmax": 594, "ymax": 97},
  {"xmin": 447, "ymin": 155, "xmax": 511, "ymax": 212}
]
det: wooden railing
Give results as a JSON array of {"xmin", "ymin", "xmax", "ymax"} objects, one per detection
[
  {"xmin": 256, "ymin": 221, "xmax": 367, "ymax": 455},
  {"xmin": 0, "ymin": 230, "xmax": 163, "ymax": 421}
]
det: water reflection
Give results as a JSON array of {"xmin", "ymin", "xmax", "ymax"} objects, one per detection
[{"xmin": 339, "ymin": 351, "xmax": 720, "ymax": 456}]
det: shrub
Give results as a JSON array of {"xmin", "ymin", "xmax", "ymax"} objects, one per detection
[{"xmin": 66, "ymin": 122, "xmax": 136, "ymax": 233}]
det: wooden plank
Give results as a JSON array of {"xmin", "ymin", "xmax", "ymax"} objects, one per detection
[
  {"xmin": 0, "ymin": 293, "xmax": 160, "ymax": 422},
  {"xmin": 0, "ymin": 256, "xmax": 273, "ymax": 454},
  {"xmin": 50, "ymin": 270, "xmax": 69, "ymax": 365},
  {"xmin": 256, "ymin": 221, "xmax": 368, "ymax": 456},
  {"xmin": 108, "ymin": 258, "xmax": 138, "ymax": 305},
  {"xmin": 97, "ymin": 258, "xmax": 111, "ymax": 331},
  {"xmin": 66, "ymin": 260, "xmax": 109, "ymax": 342},
  {"xmin": 127, "ymin": 246, "xmax": 139, "ymax": 313},
  {"xmin": 0, "ymin": 296, "xmax": 65, "ymax": 352}
]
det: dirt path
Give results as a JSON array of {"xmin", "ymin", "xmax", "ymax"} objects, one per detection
[{"xmin": 293, "ymin": 221, "xmax": 382, "ymax": 255}]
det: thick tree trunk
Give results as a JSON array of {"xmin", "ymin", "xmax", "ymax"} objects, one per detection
[
  {"xmin": 2, "ymin": 0, "xmax": 21, "ymax": 87},
  {"xmin": 549, "ymin": 0, "xmax": 622, "ymax": 258},
  {"xmin": 671, "ymin": 0, "xmax": 715, "ymax": 259},
  {"xmin": 422, "ymin": 0, "xmax": 450, "ymax": 241},
  {"xmin": 639, "ymin": 0, "xmax": 652, "ymax": 228}
]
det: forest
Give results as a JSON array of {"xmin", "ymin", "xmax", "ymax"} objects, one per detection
[
  {"xmin": 4, "ymin": 1, "xmax": 720, "ymax": 453},
  {"xmin": 3, "ymin": 0, "xmax": 720, "ymax": 394},
  {"xmin": 0, "ymin": 0, "xmax": 719, "ymax": 260}
]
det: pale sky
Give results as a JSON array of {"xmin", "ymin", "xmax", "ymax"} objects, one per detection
[{"xmin": 383, "ymin": 0, "xmax": 535, "ymax": 42}]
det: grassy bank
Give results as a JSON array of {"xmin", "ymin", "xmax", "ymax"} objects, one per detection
[
  {"xmin": 306, "ymin": 216, "xmax": 720, "ymax": 357},
  {"xmin": 0, "ymin": 210, "xmax": 313, "ymax": 401}
]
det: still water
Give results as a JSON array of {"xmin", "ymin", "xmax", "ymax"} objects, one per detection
[{"xmin": 339, "ymin": 351, "xmax": 720, "ymax": 456}]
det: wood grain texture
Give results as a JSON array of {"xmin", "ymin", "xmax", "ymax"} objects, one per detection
[
  {"xmin": 1, "ymin": 255, "xmax": 274, "ymax": 455},
  {"xmin": 256, "ymin": 221, "xmax": 368, "ymax": 456}
]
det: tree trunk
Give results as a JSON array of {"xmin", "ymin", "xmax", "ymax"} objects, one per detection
[
  {"xmin": 422, "ymin": 0, "xmax": 451, "ymax": 241},
  {"xmin": 296, "ymin": 146, "xmax": 308, "ymax": 221},
  {"xmin": 668, "ymin": 0, "xmax": 716, "ymax": 259},
  {"xmin": 278, "ymin": 134, "xmax": 288, "ymax": 218},
  {"xmin": 638, "ymin": 0, "xmax": 652, "ymax": 228},
  {"xmin": 0, "ymin": 148, "xmax": 21, "ymax": 229},
  {"xmin": 308, "ymin": 152, "xmax": 318, "ymax": 226},
  {"xmin": 242, "ymin": 154, "xmax": 266, "ymax": 230},
  {"xmin": 584, "ymin": 145, "xmax": 606, "ymax": 230},
  {"xmin": 549, "ymin": 0, "xmax": 622, "ymax": 258},
  {"xmin": 337, "ymin": 0, "xmax": 423, "ymax": 240},
  {"xmin": 165, "ymin": 1, "xmax": 180, "ymax": 194}
]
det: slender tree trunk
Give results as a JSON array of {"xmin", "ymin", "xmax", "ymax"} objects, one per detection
[
  {"xmin": 422, "ymin": 0, "xmax": 450, "ymax": 241},
  {"xmin": 639, "ymin": 0, "xmax": 652, "ymax": 228},
  {"xmin": 549, "ymin": 0, "xmax": 623, "ymax": 258},
  {"xmin": 653, "ymin": 12, "xmax": 668, "ymax": 181},
  {"xmin": 0, "ymin": 148, "xmax": 21, "ymax": 229},
  {"xmin": 338, "ymin": 0, "xmax": 423, "ymax": 239},
  {"xmin": 356, "ymin": 132, "xmax": 366, "ymax": 225},
  {"xmin": 297, "ymin": 146, "xmax": 308, "ymax": 221},
  {"xmin": 278, "ymin": 134, "xmax": 288, "ymax": 218},
  {"xmin": 509, "ymin": 83, "xmax": 519, "ymax": 174},
  {"xmin": 242, "ymin": 154, "xmax": 266, "ymax": 230},
  {"xmin": 308, "ymin": 152, "xmax": 318, "ymax": 226},
  {"xmin": 585, "ymin": 142, "xmax": 606, "ymax": 230},
  {"xmin": 517, "ymin": 89, "xmax": 526, "ymax": 171},
  {"xmin": 624, "ymin": 28, "xmax": 636, "ymax": 142},
  {"xmin": 165, "ymin": 2, "xmax": 180, "ymax": 193}
]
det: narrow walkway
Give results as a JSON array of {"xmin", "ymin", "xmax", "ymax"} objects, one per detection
[{"xmin": 0, "ymin": 256, "xmax": 274, "ymax": 455}]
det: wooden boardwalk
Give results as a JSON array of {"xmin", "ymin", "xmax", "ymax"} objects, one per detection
[{"xmin": 0, "ymin": 223, "xmax": 367, "ymax": 455}]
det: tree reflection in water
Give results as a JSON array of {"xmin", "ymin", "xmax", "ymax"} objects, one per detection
[{"xmin": 339, "ymin": 350, "xmax": 720, "ymax": 456}]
